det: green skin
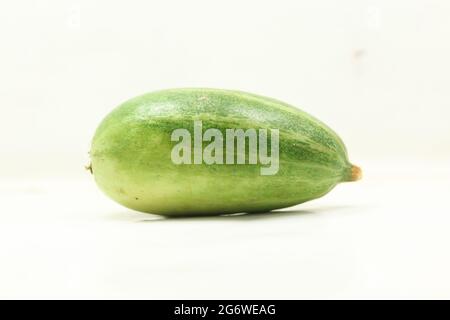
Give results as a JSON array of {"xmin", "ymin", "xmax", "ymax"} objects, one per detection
[{"xmin": 90, "ymin": 88, "xmax": 356, "ymax": 216}]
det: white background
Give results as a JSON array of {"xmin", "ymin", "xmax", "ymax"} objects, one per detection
[{"xmin": 1, "ymin": 0, "xmax": 449, "ymax": 299}]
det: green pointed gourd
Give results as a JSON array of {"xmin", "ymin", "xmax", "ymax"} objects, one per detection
[{"xmin": 89, "ymin": 88, "xmax": 361, "ymax": 216}]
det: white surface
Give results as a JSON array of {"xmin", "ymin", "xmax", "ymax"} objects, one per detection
[
  {"xmin": 1, "ymin": 0, "xmax": 450, "ymax": 299},
  {"xmin": 1, "ymin": 159, "xmax": 450, "ymax": 299}
]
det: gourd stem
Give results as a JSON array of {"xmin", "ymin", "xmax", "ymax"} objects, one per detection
[{"xmin": 349, "ymin": 164, "xmax": 362, "ymax": 182}]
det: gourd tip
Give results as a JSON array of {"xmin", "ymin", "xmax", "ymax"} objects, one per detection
[
  {"xmin": 85, "ymin": 162, "xmax": 93, "ymax": 175},
  {"xmin": 350, "ymin": 164, "xmax": 362, "ymax": 181}
]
